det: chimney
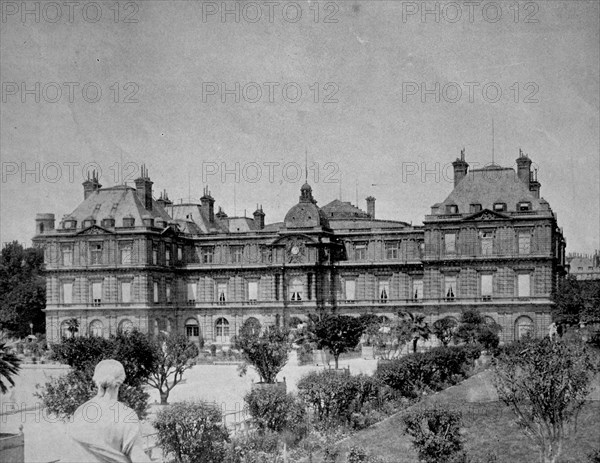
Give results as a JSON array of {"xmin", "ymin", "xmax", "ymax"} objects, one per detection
[
  {"xmin": 156, "ymin": 189, "xmax": 173, "ymax": 209},
  {"xmin": 529, "ymin": 168, "xmax": 541, "ymax": 198},
  {"xmin": 366, "ymin": 196, "xmax": 376, "ymax": 219},
  {"xmin": 82, "ymin": 170, "xmax": 102, "ymax": 199},
  {"xmin": 134, "ymin": 164, "xmax": 153, "ymax": 211},
  {"xmin": 253, "ymin": 205, "xmax": 265, "ymax": 229},
  {"xmin": 516, "ymin": 149, "xmax": 532, "ymax": 188},
  {"xmin": 35, "ymin": 213, "xmax": 55, "ymax": 235},
  {"xmin": 452, "ymin": 148, "xmax": 469, "ymax": 187},
  {"xmin": 216, "ymin": 206, "xmax": 228, "ymax": 220},
  {"xmin": 200, "ymin": 186, "xmax": 215, "ymax": 222}
]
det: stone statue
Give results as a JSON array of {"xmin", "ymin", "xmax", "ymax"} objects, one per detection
[
  {"xmin": 68, "ymin": 359, "xmax": 151, "ymax": 463},
  {"xmin": 548, "ymin": 322, "xmax": 558, "ymax": 339}
]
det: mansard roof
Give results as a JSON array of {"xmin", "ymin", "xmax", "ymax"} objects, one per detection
[
  {"xmin": 321, "ymin": 199, "xmax": 371, "ymax": 219},
  {"xmin": 432, "ymin": 166, "xmax": 549, "ymax": 215}
]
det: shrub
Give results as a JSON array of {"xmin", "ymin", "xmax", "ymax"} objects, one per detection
[
  {"xmin": 589, "ymin": 448, "xmax": 600, "ymax": 463},
  {"xmin": 154, "ymin": 401, "xmax": 229, "ymax": 463},
  {"xmin": 244, "ymin": 386, "xmax": 307, "ymax": 440},
  {"xmin": 314, "ymin": 315, "xmax": 365, "ymax": 369},
  {"xmin": 236, "ymin": 325, "xmax": 290, "ymax": 384},
  {"xmin": 403, "ymin": 406, "xmax": 465, "ymax": 463}
]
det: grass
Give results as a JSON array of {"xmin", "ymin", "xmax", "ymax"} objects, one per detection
[{"xmin": 332, "ymin": 370, "xmax": 600, "ymax": 463}]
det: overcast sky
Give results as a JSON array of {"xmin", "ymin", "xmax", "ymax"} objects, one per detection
[{"xmin": 1, "ymin": 0, "xmax": 598, "ymax": 253}]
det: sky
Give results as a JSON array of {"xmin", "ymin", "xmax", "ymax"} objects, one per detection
[{"xmin": 1, "ymin": 0, "xmax": 599, "ymax": 253}]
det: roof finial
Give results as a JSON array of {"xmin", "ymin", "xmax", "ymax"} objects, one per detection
[
  {"xmin": 305, "ymin": 147, "xmax": 308, "ymax": 183},
  {"xmin": 460, "ymin": 148, "xmax": 465, "ymax": 161}
]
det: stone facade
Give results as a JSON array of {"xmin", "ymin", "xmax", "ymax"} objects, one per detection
[{"xmin": 33, "ymin": 152, "xmax": 567, "ymax": 346}]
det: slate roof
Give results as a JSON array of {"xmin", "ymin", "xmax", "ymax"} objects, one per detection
[{"xmin": 321, "ymin": 199, "xmax": 371, "ymax": 219}]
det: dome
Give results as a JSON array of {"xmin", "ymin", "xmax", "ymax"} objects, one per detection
[{"xmin": 283, "ymin": 183, "xmax": 330, "ymax": 229}]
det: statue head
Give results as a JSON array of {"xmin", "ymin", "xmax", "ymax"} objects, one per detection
[{"xmin": 93, "ymin": 359, "xmax": 126, "ymax": 393}]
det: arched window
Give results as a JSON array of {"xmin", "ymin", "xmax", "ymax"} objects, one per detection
[
  {"xmin": 118, "ymin": 319, "xmax": 134, "ymax": 334},
  {"xmin": 514, "ymin": 316, "xmax": 534, "ymax": 340},
  {"xmin": 154, "ymin": 319, "xmax": 160, "ymax": 335},
  {"xmin": 185, "ymin": 318, "xmax": 200, "ymax": 339},
  {"xmin": 215, "ymin": 317, "xmax": 230, "ymax": 343},
  {"xmin": 89, "ymin": 320, "xmax": 104, "ymax": 337},
  {"xmin": 60, "ymin": 320, "xmax": 73, "ymax": 338},
  {"xmin": 242, "ymin": 317, "xmax": 261, "ymax": 336}
]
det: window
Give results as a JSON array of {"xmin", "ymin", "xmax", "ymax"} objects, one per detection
[
  {"xmin": 62, "ymin": 245, "xmax": 73, "ymax": 267},
  {"xmin": 470, "ymin": 204, "xmax": 482, "ymax": 213},
  {"xmin": 101, "ymin": 218, "xmax": 115, "ymax": 228},
  {"xmin": 385, "ymin": 242, "xmax": 399, "ymax": 259},
  {"xmin": 187, "ymin": 282, "xmax": 197, "ymax": 304},
  {"xmin": 153, "ymin": 281, "xmax": 159, "ymax": 303},
  {"xmin": 61, "ymin": 282, "xmax": 73, "ymax": 304},
  {"xmin": 185, "ymin": 318, "xmax": 200, "ymax": 338},
  {"xmin": 217, "ymin": 282, "xmax": 227, "ymax": 303},
  {"xmin": 202, "ymin": 246, "xmax": 214, "ymax": 264},
  {"xmin": 493, "ymin": 203, "xmax": 506, "ymax": 212},
  {"xmin": 289, "ymin": 278, "xmax": 303, "ymax": 301},
  {"xmin": 90, "ymin": 243, "xmax": 103, "ymax": 265},
  {"xmin": 152, "ymin": 244, "xmax": 158, "ymax": 265},
  {"xmin": 345, "ymin": 279, "xmax": 356, "ymax": 301},
  {"xmin": 165, "ymin": 247, "xmax": 171, "ymax": 266},
  {"xmin": 248, "ymin": 281, "xmax": 258, "ymax": 302},
  {"xmin": 120, "ymin": 281, "xmax": 131, "ymax": 303},
  {"xmin": 517, "ymin": 274, "xmax": 531, "ymax": 297},
  {"xmin": 446, "ymin": 204, "xmax": 458, "ymax": 214},
  {"xmin": 518, "ymin": 232, "xmax": 531, "ymax": 255},
  {"xmin": 177, "ymin": 246, "xmax": 182, "ymax": 261},
  {"xmin": 63, "ymin": 219, "xmax": 76, "ymax": 229},
  {"xmin": 89, "ymin": 320, "xmax": 103, "ymax": 337},
  {"xmin": 83, "ymin": 219, "xmax": 95, "ymax": 228},
  {"xmin": 480, "ymin": 231, "xmax": 493, "ymax": 256},
  {"xmin": 92, "ymin": 281, "xmax": 102, "ymax": 306},
  {"xmin": 119, "ymin": 242, "xmax": 133, "ymax": 265},
  {"xmin": 378, "ymin": 280, "xmax": 389, "ymax": 302},
  {"xmin": 274, "ymin": 275, "xmax": 281, "ymax": 301},
  {"xmin": 60, "ymin": 321, "xmax": 74, "ymax": 338},
  {"xmin": 480, "ymin": 274, "xmax": 493, "ymax": 300},
  {"xmin": 444, "ymin": 276, "xmax": 457, "ymax": 300},
  {"xmin": 412, "ymin": 279, "xmax": 423, "ymax": 300},
  {"xmin": 123, "ymin": 217, "xmax": 135, "ymax": 227},
  {"xmin": 166, "ymin": 284, "xmax": 172, "ymax": 303},
  {"xmin": 231, "ymin": 246, "xmax": 243, "ymax": 264},
  {"xmin": 215, "ymin": 318, "xmax": 230, "ymax": 343},
  {"xmin": 355, "ymin": 243, "xmax": 367, "ymax": 261},
  {"xmin": 445, "ymin": 233, "xmax": 456, "ymax": 254},
  {"xmin": 307, "ymin": 273, "xmax": 313, "ymax": 300},
  {"xmin": 242, "ymin": 317, "xmax": 261, "ymax": 336},
  {"xmin": 517, "ymin": 201, "xmax": 531, "ymax": 211},
  {"xmin": 118, "ymin": 319, "xmax": 134, "ymax": 334},
  {"xmin": 515, "ymin": 316, "xmax": 534, "ymax": 340}
]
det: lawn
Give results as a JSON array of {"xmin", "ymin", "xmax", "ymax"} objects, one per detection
[{"xmin": 333, "ymin": 370, "xmax": 600, "ymax": 463}]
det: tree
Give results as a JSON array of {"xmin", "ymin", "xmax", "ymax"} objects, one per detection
[
  {"xmin": 432, "ymin": 317, "xmax": 458, "ymax": 347},
  {"xmin": 553, "ymin": 276, "xmax": 600, "ymax": 330},
  {"xmin": 154, "ymin": 401, "xmax": 229, "ymax": 463},
  {"xmin": 454, "ymin": 309, "xmax": 501, "ymax": 349},
  {"xmin": 399, "ymin": 311, "xmax": 431, "ymax": 353},
  {"xmin": 146, "ymin": 333, "xmax": 199, "ymax": 404},
  {"xmin": 493, "ymin": 337, "xmax": 599, "ymax": 463},
  {"xmin": 236, "ymin": 325, "xmax": 290, "ymax": 384},
  {"xmin": 0, "ymin": 343, "xmax": 21, "ymax": 393},
  {"xmin": 0, "ymin": 242, "xmax": 46, "ymax": 337},
  {"xmin": 314, "ymin": 315, "xmax": 364, "ymax": 369},
  {"xmin": 65, "ymin": 318, "xmax": 79, "ymax": 337}
]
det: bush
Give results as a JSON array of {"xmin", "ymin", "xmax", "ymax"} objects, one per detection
[
  {"xmin": 236, "ymin": 325, "xmax": 290, "ymax": 384},
  {"xmin": 244, "ymin": 386, "xmax": 307, "ymax": 440},
  {"xmin": 297, "ymin": 371, "xmax": 382, "ymax": 427},
  {"xmin": 403, "ymin": 406, "xmax": 465, "ymax": 463},
  {"xmin": 154, "ymin": 401, "xmax": 229, "ymax": 463}
]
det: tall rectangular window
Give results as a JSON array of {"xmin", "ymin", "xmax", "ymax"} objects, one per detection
[
  {"xmin": 518, "ymin": 274, "xmax": 531, "ymax": 297},
  {"xmin": 444, "ymin": 276, "xmax": 457, "ymax": 300},
  {"xmin": 165, "ymin": 247, "xmax": 171, "ymax": 266},
  {"xmin": 307, "ymin": 273, "xmax": 313, "ymax": 300},
  {"xmin": 444, "ymin": 233, "xmax": 456, "ymax": 254},
  {"xmin": 355, "ymin": 243, "xmax": 367, "ymax": 261},
  {"xmin": 518, "ymin": 232, "xmax": 531, "ymax": 255},
  {"xmin": 231, "ymin": 246, "xmax": 243, "ymax": 264},
  {"xmin": 187, "ymin": 282, "xmax": 197, "ymax": 304},
  {"xmin": 62, "ymin": 282, "xmax": 73, "ymax": 304},
  {"xmin": 90, "ymin": 243, "xmax": 103, "ymax": 265},
  {"xmin": 202, "ymin": 247, "xmax": 214, "ymax": 264},
  {"xmin": 119, "ymin": 242, "xmax": 133, "ymax": 265},
  {"xmin": 152, "ymin": 244, "xmax": 158, "ymax": 265},
  {"xmin": 177, "ymin": 246, "xmax": 182, "ymax": 261},
  {"xmin": 121, "ymin": 281, "xmax": 131, "ymax": 303},
  {"xmin": 217, "ymin": 283, "xmax": 227, "ymax": 303},
  {"xmin": 166, "ymin": 284, "xmax": 172, "ymax": 303},
  {"xmin": 378, "ymin": 280, "xmax": 390, "ymax": 302},
  {"xmin": 248, "ymin": 281, "xmax": 258, "ymax": 301},
  {"xmin": 480, "ymin": 231, "xmax": 493, "ymax": 256},
  {"xmin": 92, "ymin": 281, "xmax": 102, "ymax": 306},
  {"xmin": 289, "ymin": 278, "xmax": 303, "ymax": 302},
  {"xmin": 153, "ymin": 281, "xmax": 159, "ymax": 303},
  {"xmin": 481, "ymin": 274, "xmax": 493, "ymax": 300},
  {"xmin": 345, "ymin": 279, "xmax": 356, "ymax": 301},
  {"xmin": 62, "ymin": 245, "xmax": 73, "ymax": 267},
  {"xmin": 274, "ymin": 275, "xmax": 280, "ymax": 301},
  {"xmin": 412, "ymin": 279, "xmax": 423, "ymax": 300},
  {"xmin": 385, "ymin": 242, "xmax": 399, "ymax": 259}
]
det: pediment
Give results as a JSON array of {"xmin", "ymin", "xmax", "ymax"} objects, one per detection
[
  {"xmin": 464, "ymin": 209, "xmax": 509, "ymax": 221},
  {"xmin": 77, "ymin": 225, "xmax": 114, "ymax": 235}
]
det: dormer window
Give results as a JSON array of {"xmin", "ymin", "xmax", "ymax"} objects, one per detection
[
  {"xmin": 446, "ymin": 204, "xmax": 459, "ymax": 214},
  {"xmin": 123, "ymin": 217, "xmax": 135, "ymax": 228},
  {"xmin": 493, "ymin": 203, "xmax": 506, "ymax": 212},
  {"xmin": 63, "ymin": 219, "xmax": 77, "ymax": 229},
  {"xmin": 517, "ymin": 201, "xmax": 531, "ymax": 211},
  {"xmin": 101, "ymin": 218, "xmax": 115, "ymax": 228},
  {"xmin": 83, "ymin": 218, "xmax": 95, "ymax": 228},
  {"xmin": 470, "ymin": 204, "xmax": 482, "ymax": 213}
]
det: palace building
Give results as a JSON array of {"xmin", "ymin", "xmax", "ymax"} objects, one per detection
[{"xmin": 33, "ymin": 151, "xmax": 567, "ymax": 346}]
